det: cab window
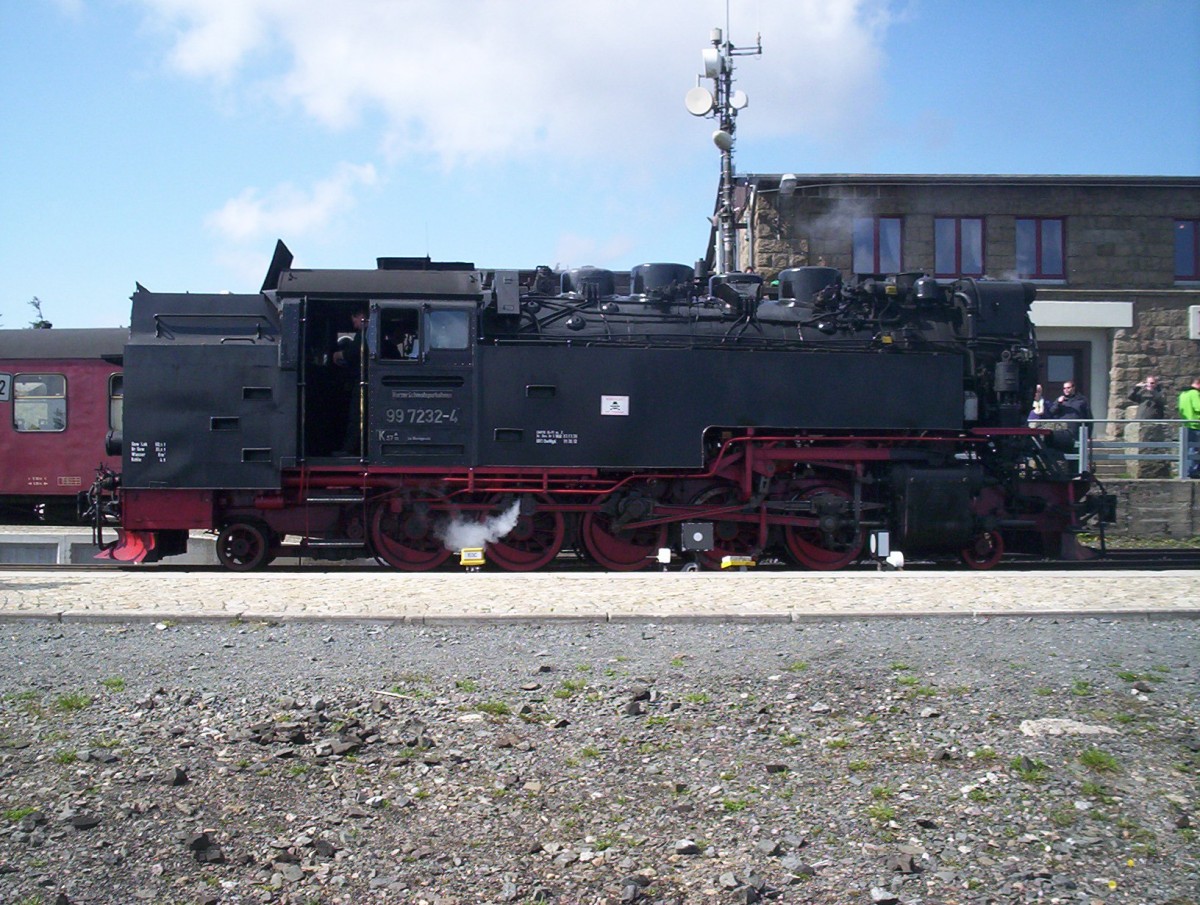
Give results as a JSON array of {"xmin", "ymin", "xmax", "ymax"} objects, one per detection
[
  {"xmin": 14, "ymin": 373, "xmax": 67, "ymax": 432},
  {"xmin": 426, "ymin": 309, "xmax": 470, "ymax": 350},
  {"xmin": 109, "ymin": 374, "xmax": 124, "ymax": 431},
  {"xmin": 379, "ymin": 309, "xmax": 421, "ymax": 360}
]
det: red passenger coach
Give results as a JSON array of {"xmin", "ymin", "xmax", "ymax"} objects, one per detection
[{"xmin": 0, "ymin": 328, "xmax": 126, "ymax": 523}]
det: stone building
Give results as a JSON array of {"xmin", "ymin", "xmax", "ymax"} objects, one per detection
[{"xmin": 728, "ymin": 174, "xmax": 1200, "ymax": 431}]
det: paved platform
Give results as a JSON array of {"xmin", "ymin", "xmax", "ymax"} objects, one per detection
[{"xmin": 0, "ymin": 569, "xmax": 1196, "ymax": 623}]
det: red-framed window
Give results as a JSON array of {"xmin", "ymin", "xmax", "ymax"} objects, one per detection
[
  {"xmin": 13, "ymin": 373, "xmax": 67, "ymax": 432},
  {"xmin": 1015, "ymin": 217, "xmax": 1065, "ymax": 279},
  {"xmin": 934, "ymin": 217, "xmax": 985, "ymax": 277},
  {"xmin": 1176, "ymin": 220, "xmax": 1200, "ymax": 280},
  {"xmin": 852, "ymin": 217, "xmax": 902, "ymax": 274}
]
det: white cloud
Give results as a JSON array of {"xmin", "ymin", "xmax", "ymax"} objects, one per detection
[
  {"xmin": 135, "ymin": 0, "xmax": 895, "ymax": 164},
  {"xmin": 206, "ymin": 161, "xmax": 378, "ymax": 242}
]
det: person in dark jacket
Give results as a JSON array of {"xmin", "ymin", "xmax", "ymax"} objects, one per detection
[
  {"xmin": 1128, "ymin": 375, "xmax": 1165, "ymax": 419},
  {"xmin": 1127, "ymin": 375, "xmax": 1168, "ymax": 476},
  {"xmin": 1045, "ymin": 381, "xmax": 1094, "ymax": 444},
  {"xmin": 332, "ymin": 306, "xmax": 367, "ymax": 456},
  {"xmin": 1128, "ymin": 374, "xmax": 1166, "ymax": 475}
]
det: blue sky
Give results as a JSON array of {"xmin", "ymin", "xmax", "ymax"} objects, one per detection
[{"xmin": 2, "ymin": 0, "xmax": 1197, "ymax": 328}]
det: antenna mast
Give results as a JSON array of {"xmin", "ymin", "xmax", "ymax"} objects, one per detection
[{"xmin": 685, "ymin": 23, "xmax": 761, "ymax": 274}]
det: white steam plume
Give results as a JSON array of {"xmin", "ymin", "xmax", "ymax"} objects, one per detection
[{"xmin": 437, "ymin": 500, "xmax": 522, "ymax": 553}]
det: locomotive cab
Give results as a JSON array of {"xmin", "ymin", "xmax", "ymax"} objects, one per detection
[
  {"xmin": 289, "ymin": 298, "xmax": 477, "ymax": 465},
  {"xmin": 367, "ymin": 302, "xmax": 475, "ymax": 464}
]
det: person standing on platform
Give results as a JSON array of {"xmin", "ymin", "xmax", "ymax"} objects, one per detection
[
  {"xmin": 1128, "ymin": 375, "xmax": 1167, "ymax": 477},
  {"xmin": 1178, "ymin": 378, "xmax": 1200, "ymax": 479},
  {"xmin": 1045, "ymin": 380, "xmax": 1094, "ymax": 449}
]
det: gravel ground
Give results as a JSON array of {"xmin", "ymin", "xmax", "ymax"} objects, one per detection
[{"xmin": 0, "ymin": 617, "xmax": 1196, "ymax": 905}]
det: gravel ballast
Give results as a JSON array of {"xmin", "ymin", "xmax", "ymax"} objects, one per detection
[{"xmin": 0, "ymin": 617, "xmax": 1196, "ymax": 905}]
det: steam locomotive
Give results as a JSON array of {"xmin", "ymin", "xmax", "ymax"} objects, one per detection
[{"xmin": 92, "ymin": 241, "xmax": 1108, "ymax": 570}]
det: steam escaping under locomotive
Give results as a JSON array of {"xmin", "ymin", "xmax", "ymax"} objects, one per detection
[{"xmin": 89, "ymin": 241, "xmax": 1111, "ymax": 571}]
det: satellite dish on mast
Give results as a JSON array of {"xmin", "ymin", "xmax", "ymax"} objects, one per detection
[
  {"xmin": 730, "ymin": 89, "xmax": 749, "ymax": 110},
  {"xmin": 685, "ymin": 86, "xmax": 715, "ymax": 116}
]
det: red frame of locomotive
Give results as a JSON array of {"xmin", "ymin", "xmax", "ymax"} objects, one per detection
[{"xmin": 105, "ymin": 424, "xmax": 1093, "ymax": 572}]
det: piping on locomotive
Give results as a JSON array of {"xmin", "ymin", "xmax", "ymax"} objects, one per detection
[{"xmin": 88, "ymin": 245, "xmax": 1114, "ymax": 570}]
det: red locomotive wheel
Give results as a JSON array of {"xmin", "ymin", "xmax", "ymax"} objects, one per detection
[
  {"xmin": 216, "ymin": 521, "xmax": 270, "ymax": 571},
  {"xmin": 581, "ymin": 510, "xmax": 667, "ymax": 571},
  {"xmin": 783, "ymin": 486, "xmax": 864, "ymax": 571},
  {"xmin": 690, "ymin": 484, "xmax": 759, "ymax": 569},
  {"xmin": 370, "ymin": 499, "xmax": 452, "ymax": 572},
  {"xmin": 485, "ymin": 494, "xmax": 566, "ymax": 572},
  {"xmin": 960, "ymin": 530, "xmax": 1004, "ymax": 570}
]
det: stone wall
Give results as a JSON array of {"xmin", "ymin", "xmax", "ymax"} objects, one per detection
[
  {"xmin": 1105, "ymin": 479, "xmax": 1200, "ymax": 540},
  {"xmin": 1108, "ymin": 293, "xmax": 1200, "ymax": 423},
  {"xmin": 747, "ymin": 179, "xmax": 1200, "ymax": 288}
]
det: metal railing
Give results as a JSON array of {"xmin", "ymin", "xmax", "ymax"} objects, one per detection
[{"xmin": 1040, "ymin": 418, "xmax": 1200, "ymax": 478}]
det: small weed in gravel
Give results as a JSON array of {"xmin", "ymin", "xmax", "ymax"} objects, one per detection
[
  {"xmin": 53, "ymin": 692, "xmax": 92, "ymax": 712},
  {"xmin": 1079, "ymin": 747, "xmax": 1121, "ymax": 773},
  {"xmin": 553, "ymin": 679, "xmax": 586, "ymax": 698},
  {"xmin": 1010, "ymin": 756, "xmax": 1049, "ymax": 783},
  {"xmin": 1049, "ymin": 806, "xmax": 1078, "ymax": 827}
]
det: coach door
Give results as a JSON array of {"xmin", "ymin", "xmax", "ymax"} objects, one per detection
[{"xmin": 367, "ymin": 302, "xmax": 475, "ymax": 464}]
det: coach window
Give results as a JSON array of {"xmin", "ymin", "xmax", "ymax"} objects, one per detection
[
  {"xmin": 13, "ymin": 373, "xmax": 67, "ymax": 432},
  {"xmin": 109, "ymin": 374, "xmax": 124, "ymax": 431}
]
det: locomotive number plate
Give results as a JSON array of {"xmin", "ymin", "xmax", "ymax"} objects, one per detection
[
  {"xmin": 383, "ymin": 407, "xmax": 460, "ymax": 425},
  {"xmin": 0, "ymin": 373, "xmax": 9, "ymax": 402}
]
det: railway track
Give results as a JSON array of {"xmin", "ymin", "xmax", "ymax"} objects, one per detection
[{"xmin": 3, "ymin": 546, "xmax": 1198, "ymax": 573}]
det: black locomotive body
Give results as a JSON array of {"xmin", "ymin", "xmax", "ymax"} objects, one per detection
[{"xmin": 99, "ymin": 242, "xmax": 1106, "ymax": 570}]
